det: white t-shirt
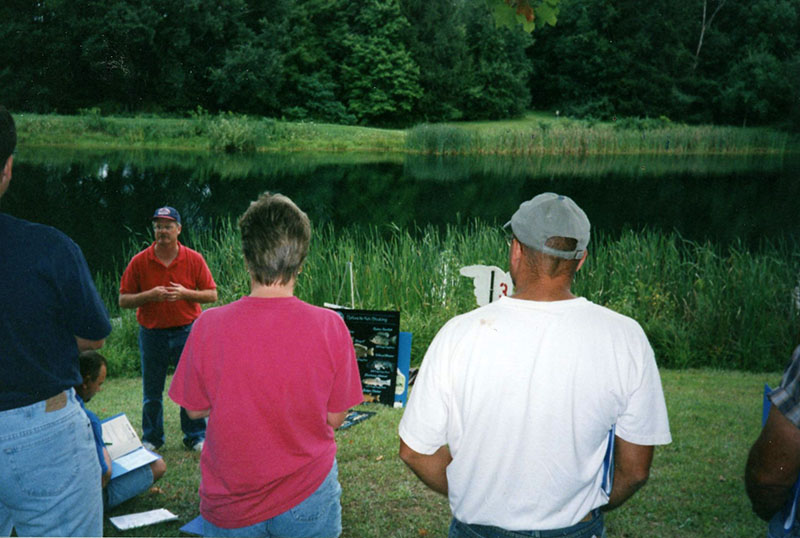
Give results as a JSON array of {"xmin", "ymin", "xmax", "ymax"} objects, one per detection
[{"xmin": 399, "ymin": 296, "xmax": 672, "ymax": 531}]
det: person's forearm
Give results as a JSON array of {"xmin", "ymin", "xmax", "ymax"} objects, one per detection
[
  {"xmin": 399, "ymin": 441, "xmax": 452, "ymax": 496},
  {"xmin": 602, "ymin": 438, "xmax": 653, "ymax": 512},
  {"xmin": 119, "ymin": 290, "xmax": 152, "ymax": 309},
  {"xmin": 185, "ymin": 408, "xmax": 210, "ymax": 420},
  {"xmin": 744, "ymin": 406, "xmax": 800, "ymax": 521},
  {"xmin": 75, "ymin": 336, "xmax": 105, "ymax": 351},
  {"xmin": 102, "ymin": 448, "xmax": 113, "ymax": 488},
  {"xmin": 328, "ymin": 411, "xmax": 347, "ymax": 429},
  {"xmin": 602, "ymin": 465, "xmax": 649, "ymax": 511},
  {"xmin": 746, "ymin": 482, "xmax": 792, "ymax": 521},
  {"xmin": 183, "ymin": 288, "xmax": 217, "ymax": 304},
  {"xmin": 745, "ymin": 438, "xmax": 797, "ymax": 521}
]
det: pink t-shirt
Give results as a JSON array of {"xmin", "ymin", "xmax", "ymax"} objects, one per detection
[{"xmin": 169, "ymin": 296, "xmax": 363, "ymax": 529}]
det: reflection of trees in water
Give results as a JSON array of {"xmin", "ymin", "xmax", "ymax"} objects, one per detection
[{"xmin": 6, "ymin": 151, "xmax": 799, "ymax": 273}]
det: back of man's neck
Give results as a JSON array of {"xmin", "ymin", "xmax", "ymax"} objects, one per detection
[{"xmin": 511, "ymin": 279, "xmax": 576, "ymax": 302}]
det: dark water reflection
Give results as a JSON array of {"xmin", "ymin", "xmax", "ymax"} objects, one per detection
[{"xmin": 4, "ymin": 148, "xmax": 799, "ymax": 273}]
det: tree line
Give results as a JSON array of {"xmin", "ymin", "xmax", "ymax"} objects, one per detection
[{"xmin": 1, "ymin": 0, "xmax": 797, "ymax": 129}]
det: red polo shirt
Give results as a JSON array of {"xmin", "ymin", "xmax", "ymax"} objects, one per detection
[{"xmin": 119, "ymin": 242, "xmax": 216, "ymax": 329}]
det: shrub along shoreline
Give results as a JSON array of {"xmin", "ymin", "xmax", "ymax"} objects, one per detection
[
  {"xmin": 97, "ymin": 222, "xmax": 799, "ymax": 377},
  {"xmin": 14, "ymin": 110, "xmax": 797, "ymax": 156}
]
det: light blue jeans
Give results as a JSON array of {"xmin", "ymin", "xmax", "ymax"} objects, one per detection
[
  {"xmin": 0, "ymin": 388, "xmax": 103, "ymax": 536},
  {"xmin": 105, "ymin": 464, "xmax": 154, "ymax": 510},
  {"xmin": 203, "ymin": 460, "xmax": 343, "ymax": 538}
]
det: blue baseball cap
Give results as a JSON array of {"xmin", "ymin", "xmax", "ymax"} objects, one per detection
[{"xmin": 152, "ymin": 206, "xmax": 181, "ymax": 224}]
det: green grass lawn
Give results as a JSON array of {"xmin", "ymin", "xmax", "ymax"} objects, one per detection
[{"xmin": 93, "ymin": 368, "xmax": 777, "ymax": 537}]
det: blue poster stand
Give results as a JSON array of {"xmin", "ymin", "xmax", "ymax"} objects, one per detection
[{"xmin": 395, "ymin": 332, "xmax": 412, "ymax": 408}]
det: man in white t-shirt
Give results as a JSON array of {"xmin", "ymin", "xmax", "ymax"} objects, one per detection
[{"xmin": 399, "ymin": 193, "xmax": 672, "ymax": 538}]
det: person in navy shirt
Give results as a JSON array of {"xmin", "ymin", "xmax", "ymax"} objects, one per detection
[{"xmin": 0, "ymin": 105, "xmax": 112, "ymax": 536}]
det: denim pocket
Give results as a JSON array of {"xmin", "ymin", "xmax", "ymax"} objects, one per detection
[{"xmin": 4, "ymin": 409, "xmax": 89, "ymax": 497}]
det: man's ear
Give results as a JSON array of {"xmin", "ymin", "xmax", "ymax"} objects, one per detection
[
  {"xmin": 0, "ymin": 155, "xmax": 13, "ymax": 197},
  {"xmin": 508, "ymin": 237, "xmax": 522, "ymax": 268},
  {"xmin": 576, "ymin": 250, "xmax": 588, "ymax": 272}
]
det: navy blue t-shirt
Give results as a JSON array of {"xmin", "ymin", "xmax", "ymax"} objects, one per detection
[{"xmin": 0, "ymin": 213, "xmax": 112, "ymax": 410}]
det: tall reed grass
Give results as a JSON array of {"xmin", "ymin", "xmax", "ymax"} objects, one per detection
[
  {"xmin": 405, "ymin": 121, "xmax": 793, "ymax": 156},
  {"xmin": 96, "ymin": 223, "xmax": 798, "ymax": 376}
]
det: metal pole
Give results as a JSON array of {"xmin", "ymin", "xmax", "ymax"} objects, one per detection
[{"xmin": 348, "ymin": 261, "xmax": 355, "ymax": 308}]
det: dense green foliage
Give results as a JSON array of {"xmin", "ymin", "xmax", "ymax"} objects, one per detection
[
  {"xmin": 3, "ymin": 0, "xmax": 796, "ymax": 129},
  {"xmin": 530, "ymin": 0, "xmax": 800, "ymax": 129},
  {"xmin": 0, "ymin": 0, "xmax": 531, "ymax": 126},
  {"xmin": 97, "ymin": 222, "xmax": 799, "ymax": 377}
]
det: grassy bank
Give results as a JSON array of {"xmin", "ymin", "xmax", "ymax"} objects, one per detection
[
  {"xmin": 14, "ymin": 110, "xmax": 797, "ymax": 156},
  {"xmin": 406, "ymin": 117, "xmax": 795, "ymax": 156},
  {"xmin": 94, "ymin": 368, "xmax": 774, "ymax": 537},
  {"xmin": 97, "ymin": 223, "xmax": 799, "ymax": 376}
]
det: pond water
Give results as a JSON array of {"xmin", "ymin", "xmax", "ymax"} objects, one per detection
[{"xmin": 4, "ymin": 148, "xmax": 799, "ymax": 273}]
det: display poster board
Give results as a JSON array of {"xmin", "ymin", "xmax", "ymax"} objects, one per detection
[{"xmin": 333, "ymin": 309, "xmax": 400, "ymax": 406}]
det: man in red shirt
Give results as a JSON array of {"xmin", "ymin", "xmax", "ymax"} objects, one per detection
[{"xmin": 119, "ymin": 206, "xmax": 217, "ymax": 451}]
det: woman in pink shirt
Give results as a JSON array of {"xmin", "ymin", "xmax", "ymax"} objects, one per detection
[{"xmin": 170, "ymin": 192, "xmax": 363, "ymax": 537}]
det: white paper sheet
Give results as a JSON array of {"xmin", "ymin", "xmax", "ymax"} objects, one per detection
[
  {"xmin": 101, "ymin": 414, "xmax": 142, "ymax": 460},
  {"xmin": 109, "ymin": 508, "xmax": 178, "ymax": 530}
]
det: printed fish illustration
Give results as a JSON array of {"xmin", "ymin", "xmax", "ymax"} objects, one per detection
[
  {"xmin": 370, "ymin": 332, "xmax": 396, "ymax": 346},
  {"xmin": 354, "ymin": 343, "xmax": 374, "ymax": 358}
]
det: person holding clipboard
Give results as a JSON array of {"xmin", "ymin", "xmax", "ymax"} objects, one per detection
[{"xmin": 75, "ymin": 351, "xmax": 166, "ymax": 510}]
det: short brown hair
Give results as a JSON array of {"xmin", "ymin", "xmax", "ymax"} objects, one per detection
[
  {"xmin": 79, "ymin": 350, "xmax": 108, "ymax": 382},
  {"xmin": 239, "ymin": 192, "xmax": 311, "ymax": 286}
]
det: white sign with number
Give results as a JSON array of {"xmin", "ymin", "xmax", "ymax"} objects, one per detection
[{"xmin": 459, "ymin": 265, "xmax": 513, "ymax": 306}]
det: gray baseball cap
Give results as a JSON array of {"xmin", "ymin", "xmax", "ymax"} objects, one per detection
[{"xmin": 504, "ymin": 192, "xmax": 590, "ymax": 259}]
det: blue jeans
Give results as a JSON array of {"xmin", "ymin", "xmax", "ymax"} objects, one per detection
[
  {"xmin": 202, "ymin": 460, "xmax": 343, "ymax": 538},
  {"xmin": 104, "ymin": 464, "xmax": 154, "ymax": 510},
  {"xmin": 0, "ymin": 388, "xmax": 103, "ymax": 536},
  {"xmin": 449, "ymin": 511, "xmax": 606, "ymax": 538},
  {"xmin": 140, "ymin": 324, "xmax": 205, "ymax": 448}
]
